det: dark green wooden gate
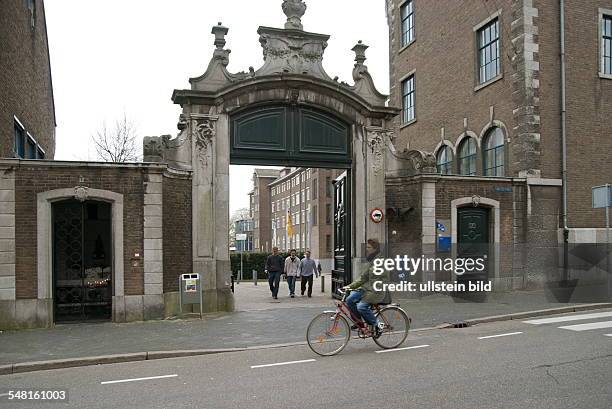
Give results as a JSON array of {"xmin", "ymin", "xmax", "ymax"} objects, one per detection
[
  {"xmin": 230, "ymin": 105, "xmax": 351, "ymax": 168},
  {"xmin": 332, "ymin": 171, "xmax": 351, "ymax": 295}
]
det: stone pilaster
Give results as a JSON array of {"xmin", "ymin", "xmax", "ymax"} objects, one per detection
[
  {"xmin": 365, "ymin": 127, "xmax": 391, "ymax": 246},
  {"xmin": 511, "ymin": 0, "xmax": 541, "ymax": 177},
  {"xmin": 0, "ymin": 167, "xmax": 15, "ymax": 301},
  {"xmin": 143, "ymin": 171, "xmax": 163, "ymax": 296}
]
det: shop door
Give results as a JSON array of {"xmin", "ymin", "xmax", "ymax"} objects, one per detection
[
  {"xmin": 457, "ymin": 207, "xmax": 490, "ymax": 282},
  {"xmin": 332, "ymin": 171, "xmax": 351, "ymax": 297},
  {"xmin": 53, "ymin": 200, "xmax": 112, "ymax": 322}
]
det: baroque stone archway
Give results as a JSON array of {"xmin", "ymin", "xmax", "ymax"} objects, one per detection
[{"xmin": 146, "ymin": 1, "xmax": 399, "ymax": 311}]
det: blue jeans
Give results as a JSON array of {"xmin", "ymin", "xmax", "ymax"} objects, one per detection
[
  {"xmin": 345, "ymin": 289, "xmax": 377, "ymax": 326},
  {"xmin": 286, "ymin": 276, "xmax": 296, "ymax": 295},
  {"xmin": 268, "ymin": 271, "xmax": 281, "ymax": 297}
]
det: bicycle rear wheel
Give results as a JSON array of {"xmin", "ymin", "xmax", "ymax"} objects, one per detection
[
  {"xmin": 373, "ymin": 306, "xmax": 410, "ymax": 349},
  {"xmin": 306, "ymin": 312, "xmax": 350, "ymax": 356}
]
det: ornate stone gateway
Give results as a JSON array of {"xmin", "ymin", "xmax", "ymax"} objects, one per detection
[{"xmin": 147, "ymin": 1, "xmax": 398, "ymax": 310}]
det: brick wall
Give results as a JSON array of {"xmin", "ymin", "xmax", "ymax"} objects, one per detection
[
  {"xmin": 14, "ymin": 163, "xmax": 146, "ymax": 299},
  {"xmin": 0, "ymin": 0, "xmax": 55, "ymax": 159},
  {"xmin": 387, "ymin": 0, "xmax": 515, "ymax": 174},
  {"xmin": 563, "ymin": 0, "xmax": 612, "ymax": 228},
  {"xmin": 162, "ymin": 174, "xmax": 192, "ymax": 292}
]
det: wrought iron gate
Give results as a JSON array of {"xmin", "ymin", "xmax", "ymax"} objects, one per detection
[{"xmin": 53, "ymin": 200, "xmax": 112, "ymax": 322}]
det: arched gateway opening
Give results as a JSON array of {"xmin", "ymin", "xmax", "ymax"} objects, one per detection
[{"xmin": 150, "ymin": 1, "xmax": 398, "ymax": 310}]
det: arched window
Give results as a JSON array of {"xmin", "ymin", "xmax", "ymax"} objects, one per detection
[
  {"xmin": 483, "ymin": 127, "xmax": 505, "ymax": 176},
  {"xmin": 458, "ymin": 137, "xmax": 477, "ymax": 176},
  {"xmin": 436, "ymin": 145, "xmax": 453, "ymax": 175}
]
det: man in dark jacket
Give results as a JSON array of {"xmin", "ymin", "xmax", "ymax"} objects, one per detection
[{"xmin": 265, "ymin": 247, "xmax": 284, "ymax": 299}]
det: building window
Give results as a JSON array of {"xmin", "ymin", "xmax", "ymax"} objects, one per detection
[
  {"xmin": 27, "ymin": 0, "xmax": 36, "ymax": 29},
  {"xmin": 477, "ymin": 18, "xmax": 501, "ymax": 84},
  {"xmin": 14, "ymin": 121, "xmax": 25, "ymax": 158},
  {"xmin": 401, "ymin": 75, "xmax": 415, "ymax": 123},
  {"xmin": 26, "ymin": 135, "xmax": 36, "ymax": 159},
  {"xmin": 602, "ymin": 14, "xmax": 612, "ymax": 75},
  {"xmin": 458, "ymin": 138, "xmax": 477, "ymax": 176},
  {"xmin": 312, "ymin": 205, "xmax": 318, "ymax": 226},
  {"xmin": 483, "ymin": 127, "xmax": 505, "ymax": 176},
  {"xmin": 326, "ymin": 235, "xmax": 331, "ymax": 253},
  {"xmin": 325, "ymin": 204, "xmax": 331, "ymax": 224},
  {"xmin": 436, "ymin": 145, "xmax": 453, "ymax": 175},
  {"xmin": 400, "ymin": 0, "xmax": 414, "ymax": 47},
  {"xmin": 326, "ymin": 176, "xmax": 332, "ymax": 197},
  {"xmin": 36, "ymin": 148, "xmax": 45, "ymax": 159},
  {"xmin": 312, "ymin": 179, "xmax": 318, "ymax": 199}
]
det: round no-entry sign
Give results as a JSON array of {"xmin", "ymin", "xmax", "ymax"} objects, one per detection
[{"xmin": 370, "ymin": 208, "xmax": 384, "ymax": 223}]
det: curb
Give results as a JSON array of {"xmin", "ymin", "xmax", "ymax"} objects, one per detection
[
  {"xmin": 462, "ymin": 302, "xmax": 612, "ymax": 326},
  {"xmin": 1, "ymin": 303, "xmax": 611, "ymax": 376}
]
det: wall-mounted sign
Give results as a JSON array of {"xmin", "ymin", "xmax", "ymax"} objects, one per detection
[
  {"xmin": 236, "ymin": 233, "xmax": 247, "ymax": 241},
  {"xmin": 592, "ymin": 184, "xmax": 612, "ymax": 208},
  {"xmin": 494, "ymin": 186, "xmax": 513, "ymax": 193},
  {"xmin": 370, "ymin": 208, "xmax": 384, "ymax": 223}
]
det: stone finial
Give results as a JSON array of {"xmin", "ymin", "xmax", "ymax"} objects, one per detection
[
  {"xmin": 282, "ymin": 0, "xmax": 307, "ymax": 30},
  {"xmin": 212, "ymin": 22, "xmax": 229, "ymax": 50},
  {"xmin": 352, "ymin": 40, "xmax": 368, "ymax": 66}
]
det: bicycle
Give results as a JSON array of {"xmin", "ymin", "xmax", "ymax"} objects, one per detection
[{"xmin": 306, "ymin": 288, "xmax": 411, "ymax": 356}]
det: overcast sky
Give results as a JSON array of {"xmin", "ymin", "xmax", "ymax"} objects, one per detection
[{"xmin": 44, "ymin": 0, "xmax": 390, "ymax": 215}]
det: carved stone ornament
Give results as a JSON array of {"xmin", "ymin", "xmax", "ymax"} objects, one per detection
[
  {"xmin": 74, "ymin": 186, "xmax": 89, "ymax": 202},
  {"xmin": 193, "ymin": 119, "xmax": 216, "ymax": 164},
  {"xmin": 282, "ymin": 0, "xmax": 307, "ymax": 30},
  {"xmin": 367, "ymin": 130, "xmax": 389, "ymax": 176},
  {"xmin": 472, "ymin": 195, "xmax": 481, "ymax": 207}
]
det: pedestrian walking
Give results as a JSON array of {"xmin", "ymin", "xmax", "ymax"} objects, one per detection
[
  {"xmin": 284, "ymin": 249, "xmax": 300, "ymax": 298},
  {"xmin": 299, "ymin": 249, "xmax": 317, "ymax": 297},
  {"xmin": 265, "ymin": 247, "xmax": 284, "ymax": 299}
]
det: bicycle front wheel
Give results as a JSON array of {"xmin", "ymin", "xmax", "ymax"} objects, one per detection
[
  {"xmin": 373, "ymin": 306, "xmax": 410, "ymax": 349},
  {"xmin": 306, "ymin": 312, "xmax": 350, "ymax": 356}
]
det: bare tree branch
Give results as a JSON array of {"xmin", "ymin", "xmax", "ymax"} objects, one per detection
[{"xmin": 91, "ymin": 113, "xmax": 140, "ymax": 162}]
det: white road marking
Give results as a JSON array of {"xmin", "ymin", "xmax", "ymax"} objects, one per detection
[
  {"xmin": 605, "ymin": 334, "xmax": 612, "ymax": 337},
  {"xmin": 478, "ymin": 331, "xmax": 523, "ymax": 340},
  {"xmin": 100, "ymin": 374, "xmax": 178, "ymax": 385},
  {"xmin": 558, "ymin": 320, "xmax": 612, "ymax": 332},
  {"xmin": 375, "ymin": 344, "xmax": 430, "ymax": 354},
  {"xmin": 523, "ymin": 311, "xmax": 612, "ymax": 325},
  {"xmin": 0, "ymin": 393, "xmax": 10, "ymax": 397},
  {"xmin": 251, "ymin": 359, "xmax": 316, "ymax": 369}
]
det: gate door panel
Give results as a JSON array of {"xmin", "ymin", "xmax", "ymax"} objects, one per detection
[
  {"xmin": 332, "ymin": 171, "xmax": 351, "ymax": 297},
  {"xmin": 231, "ymin": 105, "xmax": 351, "ymax": 168}
]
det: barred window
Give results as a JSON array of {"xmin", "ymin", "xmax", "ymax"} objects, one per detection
[
  {"xmin": 602, "ymin": 15, "xmax": 612, "ymax": 75},
  {"xmin": 459, "ymin": 138, "xmax": 477, "ymax": 176},
  {"xmin": 401, "ymin": 75, "xmax": 415, "ymax": 123},
  {"xmin": 436, "ymin": 145, "xmax": 453, "ymax": 175},
  {"xmin": 400, "ymin": 1, "xmax": 414, "ymax": 47},
  {"xmin": 477, "ymin": 18, "xmax": 500, "ymax": 83},
  {"xmin": 483, "ymin": 128, "xmax": 505, "ymax": 176}
]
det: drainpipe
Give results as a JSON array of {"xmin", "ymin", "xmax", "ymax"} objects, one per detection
[{"xmin": 560, "ymin": 0, "xmax": 569, "ymax": 281}]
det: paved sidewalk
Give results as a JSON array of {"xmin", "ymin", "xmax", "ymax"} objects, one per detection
[{"xmin": 1, "ymin": 285, "xmax": 610, "ymax": 366}]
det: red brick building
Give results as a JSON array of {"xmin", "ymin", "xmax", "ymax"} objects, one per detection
[{"xmin": 385, "ymin": 0, "xmax": 612, "ymax": 290}]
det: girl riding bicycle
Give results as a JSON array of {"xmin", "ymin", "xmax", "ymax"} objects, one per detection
[{"xmin": 342, "ymin": 238, "xmax": 391, "ymax": 337}]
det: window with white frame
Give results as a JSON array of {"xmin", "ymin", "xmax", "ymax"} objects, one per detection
[
  {"xmin": 400, "ymin": 0, "xmax": 414, "ymax": 47},
  {"xmin": 458, "ymin": 138, "xmax": 477, "ymax": 176},
  {"xmin": 401, "ymin": 75, "xmax": 415, "ymax": 123},
  {"xmin": 477, "ymin": 18, "xmax": 501, "ymax": 84},
  {"xmin": 602, "ymin": 14, "xmax": 612, "ymax": 75},
  {"xmin": 436, "ymin": 145, "xmax": 453, "ymax": 175}
]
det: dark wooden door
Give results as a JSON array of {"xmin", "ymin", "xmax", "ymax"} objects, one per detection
[
  {"xmin": 457, "ymin": 207, "xmax": 489, "ymax": 281},
  {"xmin": 332, "ymin": 171, "xmax": 351, "ymax": 296}
]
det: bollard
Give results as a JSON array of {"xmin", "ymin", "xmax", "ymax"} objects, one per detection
[
  {"xmin": 253, "ymin": 269, "xmax": 258, "ymax": 286},
  {"xmin": 321, "ymin": 274, "xmax": 325, "ymax": 293}
]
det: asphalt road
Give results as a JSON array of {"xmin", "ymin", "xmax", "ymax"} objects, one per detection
[{"xmin": 1, "ymin": 309, "xmax": 611, "ymax": 409}]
